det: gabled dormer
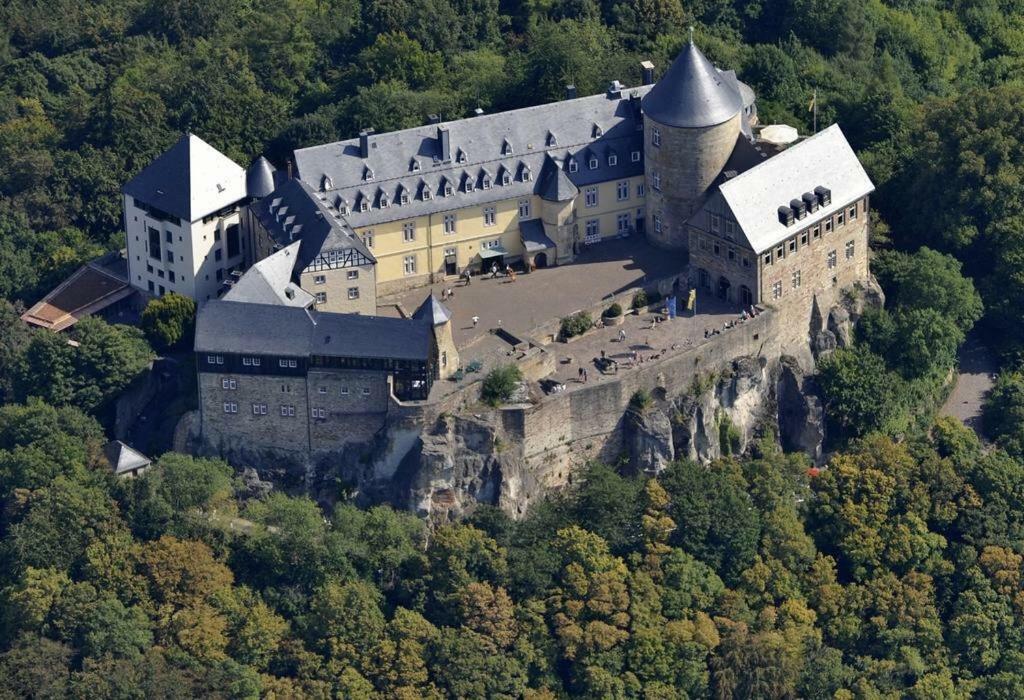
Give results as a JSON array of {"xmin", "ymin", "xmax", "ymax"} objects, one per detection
[
  {"xmin": 441, "ymin": 176, "xmax": 453, "ymax": 197},
  {"xmin": 397, "ymin": 183, "xmax": 409, "ymax": 205},
  {"xmin": 419, "ymin": 179, "xmax": 433, "ymax": 200},
  {"xmin": 462, "ymin": 171, "xmax": 475, "ymax": 193},
  {"xmin": 363, "ymin": 166, "xmax": 374, "ymax": 182},
  {"xmin": 456, "ymin": 148, "xmax": 468, "ymax": 164},
  {"xmin": 519, "ymin": 161, "xmax": 532, "ymax": 182},
  {"xmin": 502, "ymin": 138, "xmax": 514, "ymax": 156},
  {"xmin": 377, "ymin": 188, "xmax": 389, "ymax": 208},
  {"xmin": 356, "ymin": 191, "xmax": 369, "ymax": 212},
  {"xmin": 321, "ymin": 174, "xmax": 334, "ymax": 192},
  {"xmin": 335, "ymin": 195, "xmax": 350, "ymax": 215},
  {"xmin": 499, "ymin": 164, "xmax": 512, "ymax": 186},
  {"xmin": 409, "ymin": 158, "xmax": 421, "ymax": 173},
  {"xmin": 567, "ymin": 155, "xmax": 579, "ymax": 173},
  {"xmin": 592, "ymin": 123, "xmax": 603, "ymax": 138},
  {"xmin": 546, "ymin": 131, "xmax": 557, "ymax": 147},
  {"xmin": 481, "ymin": 167, "xmax": 492, "ymax": 190}
]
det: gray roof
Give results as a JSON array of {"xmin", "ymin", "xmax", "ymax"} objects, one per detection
[
  {"xmin": 196, "ymin": 300, "xmax": 431, "ymax": 362},
  {"xmin": 122, "ymin": 133, "xmax": 246, "ymax": 221},
  {"xmin": 412, "ymin": 294, "xmax": 452, "ymax": 326},
  {"xmin": 519, "ymin": 219, "xmax": 556, "ymax": 252},
  {"xmin": 292, "ymin": 87, "xmax": 651, "ymax": 228},
  {"xmin": 103, "ymin": 441, "xmax": 151, "ymax": 475},
  {"xmin": 252, "ymin": 178, "xmax": 375, "ymax": 271},
  {"xmin": 718, "ymin": 124, "xmax": 875, "ymax": 253},
  {"xmin": 223, "ymin": 241, "xmax": 314, "ymax": 308},
  {"xmin": 538, "ymin": 155, "xmax": 579, "ymax": 202},
  {"xmin": 641, "ymin": 40, "xmax": 745, "ymax": 128},
  {"xmin": 247, "ymin": 156, "xmax": 276, "ymax": 199}
]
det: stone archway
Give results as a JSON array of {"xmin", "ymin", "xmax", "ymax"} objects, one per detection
[
  {"xmin": 534, "ymin": 252, "xmax": 548, "ymax": 269},
  {"xmin": 718, "ymin": 275, "xmax": 732, "ymax": 301}
]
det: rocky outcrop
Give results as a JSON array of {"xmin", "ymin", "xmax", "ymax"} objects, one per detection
[
  {"xmin": 776, "ymin": 356, "xmax": 825, "ymax": 461},
  {"xmin": 625, "ymin": 407, "xmax": 673, "ymax": 474}
]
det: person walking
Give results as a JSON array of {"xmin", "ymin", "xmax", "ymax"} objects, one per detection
[
  {"xmin": 490, "ymin": 262, "xmax": 499, "ymax": 279},
  {"xmin": 618, "ymin": 329, "xmax": 626, "ymax": 343},
  {"xmin": 583, "ymin": 368, "xmax": 588, "ymax": 383},
  {"xmin": 578, "ymin": 367, "xmax": 584, "ymax": 382},
  {"xmin": 472, "ymin": 315, "xmax": 480, "ymax": 328}
]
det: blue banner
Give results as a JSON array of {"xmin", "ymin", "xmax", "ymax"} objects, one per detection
[{"xmin": 667, "ymin": 295, "xmax": 677, "ymax": 319}]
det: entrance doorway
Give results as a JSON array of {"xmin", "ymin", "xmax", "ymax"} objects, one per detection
[
  {"xmin": 740, "ymin": 285, "xmax": 753, "ymax": 306},
  {"xmin": 718, "ymin": 276, "xmax": 732, "ymax": 301},
  {"xmin": 444, "ymin": 252, "xmax": 457, "ymax": 276},
  {"xmin": 534, "ymin": 252, "xmax": 548, "ymax": 269}
]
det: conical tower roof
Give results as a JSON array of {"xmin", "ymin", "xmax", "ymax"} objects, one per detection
[
  {"xmin": 641, "ymin": 39, "xmax": 744, "ymax": 128},
  {"xmin": 247, "ymin": 156, "xmax": 276, "ymax": 199},
  {"xmin": 537, "ymin": 155, "xmax": 578, "ymax": 203},
  {"xmin": 412, "ymin": 293, "xmax": 452, "ymax": 326}
]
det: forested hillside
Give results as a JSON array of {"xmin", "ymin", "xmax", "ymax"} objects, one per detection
[{"xmin": 5, "ymin": 0, "xmax": 1024, "ymax": 697}]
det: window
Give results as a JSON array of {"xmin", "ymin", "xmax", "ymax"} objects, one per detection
[
  {"xmin": 652, "ymin": 128, "xmax": 661, "ymax": 147},
  {"xmin": 400, "ymin": 190, "xmax": 409, "ymax": 205},
  {"xmin": 314, "ymin": 275, "xmax": 326, "ymax": 285},
  {"xmin": 584, "ymin": 187, "xmax": 598, "ymax": 208},
  {"xmin": 278, "ymin": 359, "xmax": 288, "ymax": 368},
  {"xmin": 800, "ymin": 232, "xmax": 808, "ymax": 247},
  {"xmin": 653, "ymin": 215, "xmax": 662, "ymax": 234},
  {"xmin": 763, "ymin": 253, "xmax": 772, "ymax": 266},
  {"xmin": 341, "ymin": 387, "xmax": 350, "ymax": 395},
  {"xmin": 281, "ymin": 384, "xmax": 292, "ymax": 393},
  {"xmin": 827, "ymin": 250, "xmax": 837, "ymax": 269},
  {"xmin": 811, "ymin": 225, "xmax": 821, "ymax": 240},
  {"xmin": 824, "ymin": 218, "xmax": 833, "ymax": 234},
  {"xmin": 585, "ymin": 219, "xmax": 600, "ymax": 243},
  {"xmin": 482, "ymin": 239, "xmax": 501, "ymax": 250},
  {"xmin": 617, "ymin": 181, "xmax": 629, "ymax": 200},
  {"xmin": 637, "ymin": 183, "xmax": 645, "ymax": 197},
  {"xmin": 725, "ymin": 220, "xmax": 736, "ymax": 239},
  {"xmin": 617, "ymin": 213, "xmax": 630, "ymax": 233},
  {"xmin": 849, "ymin": 204, "xmax": 858, "ymax": 220},
  {"xmin": 444, "ymin": 183, "xmax": 453, "ymax": 197},
  {"xmin": 214, "ymin": 249, "xmax": 222, "ymax": 262},
  {"xmin": 482, "ymin": 177, "xmax": 491, "ymax": 190},
  {"xmin": 631, "ymin": 150, "xmax": 641, "ymax": 162},
  {"xmin": 361, "ymin": 388, "xmax": 371, "ymax": 396},
  {"xmin": 699, "ymin": 268, "xmax": 710, "ymax": 288},
  {"xmin": 348, "ymin": 287, "xmax": 359, "ymax": 300},
  {"xmin": 443, "ymin": 214, "xmax": 456, "ymax": 234},
  {"xmin": 846, "ymin": 240, "xmax": 855, "ymax": 259},
  {"xmin": 403, "ymin": 223, "xmax": 415, "ymax": 242},
  {"xmin": 311, "ymin": 408, "xmax": 326, "ymax": 419},
  {"xmin": 318, "ymin": 386, "xmax": 327, "ymax": 394},
  {"xmin": 776, "ymin": 245, "xmax": 785, "ymax": 260},
  {"xmin": 280, "ymin": 405, "xmax": 295, "ymax": 417},
  {"xmin": 788, "ymin": 239, "xmax": 797, "ymax": 253},
  {"xmin": 165, "ymin": 230, "xmax": 172, "ymax": 243},
  {"xmin": 362, "ymin": 232, "xmax": 374, "ymax": 248},
  {"xmin": 699, "ymin": 237, "xmax": 709, "ymax": 251},
  {"xmin": 792, "ymin": 270, "xmax": 801, "ymax": 289},
  {"xmin": 837, "ymin": 210, "xmax": 845, "ymax": 227},
  {"xmin": 728, "ymin": 247, "xmax": 736, "ymax": 264},
  {"xmin": 380, "ymin": 193, "xmax": 389, "ymax": 208},
  {"xmin": 569, "ymin": 160, "xmax": 579, "ymax": 173},
  {"xmin": 277, "ymin": 359, "xmax": 297, "ymax": 369},
  {"xmin": 221, "ymin": 378, "xmax": 237, "ymax": 389},
  {"xmin": 483, "ymin": 206, "xmax": 496, "ymax": 226},
  {"xmin": 772, "ymin": 281, "xmax": 783, "ymax": 299},
  {"xmin": 713, "ymin": 242, "xmax": 721, "ymax": 256},
  {"xmin": 742, "ymin": 255, "xmax": 751, "ymax": 269},
  {"xmin": 315, "ymin": 292, "xmax": 327, "ymax": 304},
  {"xmin": 347, "ymin": 270, "xmax": 358, "ymax": 280},
  {"xmin": 464, "ymin": 179, "xmax": 474, "ymax": 193},
  {"xmin": 422, "ymin": 187, "xmax": 432, "ymax": 200},
  {"xmin": 168, "ymin": 271, "xmax": 176, "ymax": 283},
  {"xmin": 522, "ymin": 167, "xmax": 532, "ymax": 182},
  {"xmin": 252, "ymin": 403, "xmax": 268, "ymax": 415},
  {"xmin": 158, "ymin": 269, "xmax": 165, "ymax": 279},
  {"xmin": 652, "ymin": 172, "xmax": 661, "ymax": 191},
  {"xmin": 608, "ymin": 154, "xmax": 617, "ymax": 166},
  {"xmin": 502, "ymin": 172, "xmax": 511, "ymax": 186},
  {"xmin": 710, "ymin": 214, "xmax": 720, "ymax": 233},
  {"xmin": 518, "ymin": 200, "xmax": 531, "ymax": 218},
  {"xmin": 360, "ymin": 199, "xmax": 368, "ymax": 212},
  {"xmin": 588, "ymin": 157, "xmax": 598, "ymax": 170},
  {"xmin": 404, "ymin": 255, "xmax": 416, "ymax": 275},
  {"xmin": 242, "ymin": 356, "xmax": 261, "ymax": 367},
  {"xmin": 223, "ymin": 402, "xmax": 238, "ymax": 414}
]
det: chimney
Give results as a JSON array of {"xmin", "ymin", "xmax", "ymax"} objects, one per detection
[
  {"xmin": 286, "ymin": 159, "xmax": 293, "ymax": 179},
  {"xmin": 607, "ymin": 80, "xmax": 623, "ymax": 98},
  {"xmin": 565, "ymin": 84, "xmax": 577, "ymax": 100},
  {"xmin": 358, "ymin": 129, "xmax": 373, "ymax": 159},
  {"xmin": 428, "ymin": 113, "xmax": 441, "ymax": 125},
  {"xmin": 437, "ymin": 126, "xmax": 451, "ymax": 161},
  {"xmin": 640, "ymin": 60, "xmax": 655, "ymax": 85}
]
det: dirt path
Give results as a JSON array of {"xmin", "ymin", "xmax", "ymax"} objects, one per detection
[{"xmin": 941, "ymin": 334, "xmax": 996, "ymax": 438}]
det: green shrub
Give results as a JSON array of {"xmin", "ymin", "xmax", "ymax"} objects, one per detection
[
  {"xmin": 481, "ymin": 364, "xmax": 523, "ymax": 406},
  {"xmin": 603, "ymin": 303, "xmax": 623, "ymax": 318},
  {"xmin": 560, "ymin": 312, "xmax": 593, "ymax": 339},
  {"xmin": 631, "ymin": 290, "xmax": 648, "ymax": 310},
  {"xmin": 629, "ymin": 389, "xmax": 652, "ymax": 412}
]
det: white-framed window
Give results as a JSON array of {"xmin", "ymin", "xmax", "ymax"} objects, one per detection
[
  {"xmin": 652, "ymin": 172, "xmax": 661, "ymax": 191},
  {"xmin": 403, "ymin": 223, "xmax": 415, "ymax": 242},
  {"xmin": 653, "ymin": 215, "xmax": 662, "ymax": 234},
  {"xmin": 443, "ymin": 214, "xmax": 456, "ymax": 234},
  {"xmin": 362, "ymin": 231, "xmax": 374, "ymax": 248},
  {"xmin": 379, "ymin": 193, "xmax": 389, "ymax": 208},
  {"xmin": 588, "ymin": 157, "xmax": 598, "ymax": 170},
  {"xmin": 569, "ymin": 160, "xmax": 578, "ymax": 173},
  {"xmin": 223, "ymin": 402, "xmax": 238, "ymax": 414},
  {"xmin": 789, "ymin": 239, "xmax": 797, "ymax": 254},
  {"xmin": 617, "ymin": 181, "xmax": 629, "ymax": 201},
  {"xmin": 828, "ymin": 250, "xmax": 837, "ymax": 269},
  {"xmin": 482, "ymin": 239, "xmax": 501, "ymax": 250},
  {"xmin": 617, "ymin": 213, "xmax": 630, "ymax": 233},
  {"xmin": 522, "ymin": 167, "xmax": 532, "ymax": 182},
  {"xmin": 207, "ymin": 355, "xmax": 224, "ymax": 365},
  {"xmin": 811, "ymin": 225, "xmax": 821, "ymax": 240},
  {"xmin": 846, "ymin": 240, "xmax": 855, "ymax": 259},
  {"xmin": 311, "ymin": 407, "xmax": 326, "ymax": 419},
  {"xmin": 341, "ymin": 387, "xmax": 350, "ymax": 395},
  {"xmin": 404, "ymin": 255, "xmax": 416, "ymax": 275},
  {"xmin": 837, "ymin": 210, "xmax": 845, "ymax": 227},
  {"xmin": 584, "ymin": 187, "xmax": 598, "ymax": 208},
  {"xmin": 772, "ymin": 281, "xmax": 783, "ymax": 299},
  {"xmin": 725, "ymin": 220, "xmax": 736, "ymax": 239},
  {"xmin": 359, "ymin": 199, "xmax": 368, "ymax": 212},
  {"xmin": 824, "ymin": 218, "xmax": 833, "ymax": 234},
  {"xmin": 710, "ymin": 214, "xmax": 720, "ymax": 233},
  {"xmin": 242, "ymin": 357, "xmax": 261, "ymax": 367},
  {"xmin": 763, "ymin": 252, "xmax": 772, "ymax": 266},
  {"xmin": 315, "ymin": 292, "xmax": 326, "ymax": 304},
  {"xmin": 318, "ymin": 386, "xmax": 327, "ymax": 394},
  {"xmin": 252, "ymin": 403, "xmax": 267, "ymax": 415},
  {"xmin": 422, "ymin": 186, "xmax": 432, "ymax": 200},
  {"xmin": 776, "ymin": 245, "xmax": 785, "ymax": 261},
  {"xmin": 483, "ymin": 206, "xmax": 496, "ymax": 226},
  {"xmin": 444, "ymin": 182, "xmax": 453, "ymax": 197},
  {"xmin": 652, "ymin": 128, "xmax": 661, "ymax": 147},
  {"xmin": 361, "ymin": 387, "xmax": 371, "ymax": 396},
  {"xmin": 503, "ymin": 140, "xmax": 513, "ymax": 155},
  {"xmin": 280, "ymin": 405, "xmax": 295, "ymax": 417},
  {"xmin": 348, "ymin": 287, "xmax": 359, "ymax": 300},
  {"xmin": 792, "ymin": 270, "xmax": 801, "ymax": 289},
  {"xmin": 849, "ymin": 204, "xmax": 858, "ymax": 220},
  {"xmin": 400, "ymin": 190, "xmax": 409, "ymax": 205},
  {"xmin": 637, "ymin": 183, "xmax": 645, "ymax": 197},
  {"xmin": 584, "ymin": 219, "xmax": 599, "ymax": 243},
  {"xmin": 314, "ymin": 275, "xmax": 326, "ymax": 285},
  {"xmin": 347, "ymin": 270, "xmax": 358, "ymax": 280},
  {"xmin": 631, "ymin": 150, "xmax": 641, "ymax": 162},
  {"xmin": 800, "ymin": 232, "xmax": 808, "ymax": 247},
  {"xmin": 483, "ymin": 177, "xmax": 491, "ymax": 189},
  {"xmin": 464, "ymin": 178, "xmax": 474, "ymax": 193},
  {"xmin": 608, "ymin": 154, "xmax": 618, "ymax": 166},
  {"xmin": 278, "ymin": 359, "xmax": 288, "ymax": 368},
  {"xmin": 518, "ymin": 200, "xmax": 531, "ymax": 218},
  {"xmin": 502, "ymin": 172, "xmax": 511, "ymax": 186},
  {"xmin": 221, "ymin": 378, "xmax": 237, "ymax": 390}
]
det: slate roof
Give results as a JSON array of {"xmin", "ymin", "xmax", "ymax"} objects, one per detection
[
  {"xmin": 519, "ymin": 219, "xmax": 556, "ymax": 253},
  {"xmin": 103, "ymin": 441, "xmax": 151, "ymax": 475},
  {"xmin": 122, "ymin": 133, "xmax": 246, "ymax": 221},
  {"xmin": 251, "ymin": 178, "xmax": 375, "ymax": 271},
  {"xmin": 223, "ymin": 241, "xmax": 314, "ymax": 308},
  {"xmin": 538, "ymin": 156, "xmax": 579, "ymax": 202},
  {"xmin": 246, "ymin": 156, "xmax": 276, "ymax": 199},
  {"xmin": 719, "ymin": 124, "xmax": 875, "ymax": 254},
  {"xmin": 412, "ymin": 294, "xmax": 452, "ymax": 326},
  {"xmin": 292, "ymin": 87, "xmax": 652, "ymax": 228},
  {"xmin": 641, "ymin": 40, "xmax": 746, "ymax": 128},
  {"xmin": 196, "ymin": 300, "xmax": 431, "ymax": 362}
]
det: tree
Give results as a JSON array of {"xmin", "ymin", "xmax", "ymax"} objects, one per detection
[
  {"xmin": 817, "ymin": 345, "xmax": 908, "ymax": 439},
  {"xmin": 872, "ymin": 248, "xmax": 983, "ymax": 334},
  {"xmin": 0, "ymin": 633, "xmax": 72, "ymax": 699},
  {"xmin": 983, "ymin": 371, "xmax": 1024, "ymax": 460},
  {"xmin": 481, "ymin": 364, "xmax": 523, "ymax": 406},
  {"xmin": 140, "ymin": 292, "xmax": 196, "ymax": 351}
]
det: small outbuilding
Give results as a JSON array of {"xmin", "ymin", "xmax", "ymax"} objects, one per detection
[{"xmin": 103, "ymin": 440, "xmax": 152, "ymax": 478}]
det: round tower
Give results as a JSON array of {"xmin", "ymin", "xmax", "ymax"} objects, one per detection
[{"xmin": 641, "ymin": 39, "xmax": 744, "ymax": 250}]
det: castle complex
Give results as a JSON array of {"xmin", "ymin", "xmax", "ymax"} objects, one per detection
[{"xmin": 120, "ymin": 39, "xmax": 874, "ymax": 470}]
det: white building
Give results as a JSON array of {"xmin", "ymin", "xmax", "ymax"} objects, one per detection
[{"xmin": 122, "ymin": 133, "xmax": 248, "ymax": 302}]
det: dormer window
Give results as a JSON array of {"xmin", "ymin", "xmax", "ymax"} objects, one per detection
[
  {"xmin": 569, "ymin": 159, "xmax": 579, "ymax": 173},
  {"xmin": 410, "ymin": 158, "xmax": 420, "ymax": 172},
  {"xmin": 521, "ymin": 164, "xmax": 532, "ymax": 182},
  {"xmin": 444, "ymin": 181, "xmax": 453, "ymax": 197},
  {"xmin": 502, "ymin": 139, "xmax": 513, "ymax": 155},
  {"xmin": 483, "ymin": 176, "xmax": 491, "ymax": 189},
  {"xmin": 321, "ymin": 175, "xmax": 333, "ymax": 191},
  {"xmin": 379, "ymin": 192, "xmax": 389, "ymax": 208},
  {"xmin": 363, "ymin": 167, "xmax": 373, "ymax": 181},
  {"xmin": 502, "ymin": 172, "xmax": 511, "ymax": 185},
  {"xmin": 421, "ymin": 182, "xmax": 433, "ymax": 200},
  {"xmin": 456, "ymin": 149, "xmax": 467, "ymax": 163},
  {"xmin": 632, "ymin": 150, "xmax": 641, "ymax": 162},
  {"xmin": 592, "ymin": 123, "xmax": 603, "ymax": 137},
  {"xmin": 400, "ymin": 189, "xmax": 409, "ymax": 205},
  {"xmin": 464, "ymin": 175, "xmax": 474, "ymax": 193},
  {"xmin": 359, "ymin": 197, "xmax": 368, "ymax": 212},
  {"xmin": 589, "ymin": 157, "xmax": 598, "ymax": 170},
  {"xmin": 608, "ymin": 154, "xmax": 618, "ymax": 166},
  {"xmin": 546, "ymin": 131, "xmax": 557, "ymax": 147}
]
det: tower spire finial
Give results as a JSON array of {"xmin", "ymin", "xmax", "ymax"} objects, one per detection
[{"xmin": 689, "ymin": 26, "xmax": 694, "ymax": 44}]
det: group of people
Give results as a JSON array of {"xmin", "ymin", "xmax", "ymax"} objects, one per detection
[
  {"xmin": 704, "ymin": 305, "xmax": 761, "ymax": 338},
  {"xmin": 489, "ymin": 262, "xmax": 517, "ymax": 282}
]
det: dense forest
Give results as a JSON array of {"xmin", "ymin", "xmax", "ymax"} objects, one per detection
[{"xmin": 5, "ymin": 0, "xmax": 1024, "ymax": 696}]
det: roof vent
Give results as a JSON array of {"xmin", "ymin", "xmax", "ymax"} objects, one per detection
[
  {"xmin": 358, "ymin": 129, "xmax": 374, "ymax": 159},
  {"xmin": 814, "ymin": 185, "xmax": 831, "ymax": 207},
  {"xmin": 778, "ymin": 206, "xmax": 795, "ymax": 226},
  {"xmin": 790, "ymin": 198, "xmax": 807, "ymax": 220},
  {"xmin": 640, "ymin": 60, "xmax": 655, "ymax": 85},
  {"xmin": 607, "ymin": 80, "xmax": 624, "ymax": 98},
  {"xmin": 802, "ymin": 192, "xmax": 819, "ymax": 213},
  {"xmin": 473, "ymin": 107, "xmax": 485, "ymax": 116},
  {"xmin": 428, "ymin": 114, "xmax": 441, "ymax": 125},
  {"xmin": 565, "ymin": 84, "xmax": 577, "ymax": 100}
]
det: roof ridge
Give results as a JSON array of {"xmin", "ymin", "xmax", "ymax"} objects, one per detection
[{"xmin": 721, "ymin": 123, "xmax": 842, "ymax": 190}]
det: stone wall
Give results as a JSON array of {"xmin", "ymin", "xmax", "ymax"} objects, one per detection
[{"xmin": 199, "ymin": 372, "xmax": 312, "ymax": 454}]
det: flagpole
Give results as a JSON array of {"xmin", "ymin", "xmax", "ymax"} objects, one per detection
[{"xmin": 813, "ymin": 88, "xmax": 818, "ymax": 134}]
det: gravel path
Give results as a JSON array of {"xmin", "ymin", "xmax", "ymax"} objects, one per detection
[{"xmin": 941, "ymin": 334, "xmax": 996, "ymax": 438}]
